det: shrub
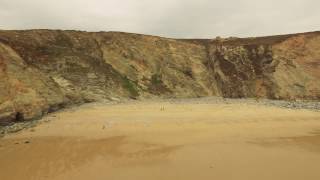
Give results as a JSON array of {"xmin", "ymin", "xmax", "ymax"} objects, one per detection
[{"xmin": 122, "ymin": 76, "xmax": 139, "ymax": 98}]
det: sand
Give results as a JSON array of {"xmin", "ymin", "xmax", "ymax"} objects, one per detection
[{"xmin": 0, "ymin": 99, "xmax": 320, "ymax": 180}]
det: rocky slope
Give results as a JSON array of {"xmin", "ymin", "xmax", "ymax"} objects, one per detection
[{"xmin": 0, "ymin": 30, "xmax": 319, "ymax": 124}]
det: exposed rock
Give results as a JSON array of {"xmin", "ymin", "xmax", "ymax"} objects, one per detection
[
  {"xmin": 0, "ymin": 101, "xmax": 16, "ymax": 125},
  {"xmin": 0, "ymin": 30, "xmax": 320, "ymax": 124}
]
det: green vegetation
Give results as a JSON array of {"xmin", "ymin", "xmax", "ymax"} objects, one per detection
[
  {"xmin": 148, "ymin": 74, "xmax": 171, "ymax": 95},
  {"xmin": 121, "ymin": 76, "xmax": 139, "ymax": 98},
  {"xmin": 55, "ymin": 33, "xmax": 73, "ymax": 47},
  {"xmin": 151, "ymin": 74, "xmax": 162, "ymax": 85}
]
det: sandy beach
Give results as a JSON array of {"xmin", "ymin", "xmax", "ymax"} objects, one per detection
[{"xmin": 1, "ymin": 98, "xmax": 320, "ymax": 180}]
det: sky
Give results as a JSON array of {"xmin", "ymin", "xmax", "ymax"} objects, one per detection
[{"xmin": 0, "ymin": 0, "xmax": 319, "ymax": 38}]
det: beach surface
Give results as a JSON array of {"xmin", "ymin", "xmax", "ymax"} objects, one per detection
[{"xmin": 1, "ymin": 98, "xmax": 320, "ymax": 180}]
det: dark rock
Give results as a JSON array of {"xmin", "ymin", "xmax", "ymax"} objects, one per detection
[{"xmin": 0, "ymin": 30, "xmax": 319, "ymax": 126}]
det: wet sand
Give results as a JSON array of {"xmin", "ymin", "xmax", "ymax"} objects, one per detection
[{"xmin": 1, "ymin": 99, "xmax": 320, "ymax": 180}]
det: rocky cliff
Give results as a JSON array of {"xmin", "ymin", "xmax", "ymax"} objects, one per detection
[{"xmin": 0, "ymin": 30, "xmax": 320, "ymax": 124}]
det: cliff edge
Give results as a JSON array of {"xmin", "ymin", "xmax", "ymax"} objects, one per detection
[{"xmin": 1, "ymin": 30, "xmax": 320, "ymax": 124}]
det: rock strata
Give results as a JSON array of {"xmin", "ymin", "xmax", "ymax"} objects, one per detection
[{"xmin": 0, "ymin": 30, "xmax": 320, "ymax": 124}]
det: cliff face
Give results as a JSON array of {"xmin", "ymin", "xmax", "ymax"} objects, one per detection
[
  {"xmin": 0, "ymin": 30, "xmax": 320, "ymax": 124},
  {"xmin": 204, "ymin": 33, "xmax": 320, "ymax": 99}
]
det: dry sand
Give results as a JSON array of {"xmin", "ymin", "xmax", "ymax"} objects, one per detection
[{"xmin": 1, "ymin": 99, "xmax": 320, "ymax": 180}]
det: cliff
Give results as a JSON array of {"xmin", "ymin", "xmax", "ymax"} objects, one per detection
[{"xmin": 0, "ymin": 30, "xmax": 320, "ymax": 124}]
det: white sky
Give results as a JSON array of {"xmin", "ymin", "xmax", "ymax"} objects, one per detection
[{"xmin": 0, "ymin": 0, "xmax": 319, "ymax": 38}]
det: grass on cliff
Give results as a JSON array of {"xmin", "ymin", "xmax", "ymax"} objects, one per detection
[
  {"xmin": 151, "ymin": 74, "xmax": 162, "ymax": 85},
  {"xmin": 148, "ymin": 74, "xmax": 171, "ymax": 94},
  {"xmin": 121, "ymin": 76, "xmax": 139, "ymax": 98}
]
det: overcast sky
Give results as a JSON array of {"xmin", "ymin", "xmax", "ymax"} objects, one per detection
[{"xmin": 0, "ymin": 0, "xmax": 319, "ymax": 38}]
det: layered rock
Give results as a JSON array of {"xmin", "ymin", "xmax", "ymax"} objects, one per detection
[{"xmin": 0, "ymin": 30, "xmax": 319, "ymax": 124}]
